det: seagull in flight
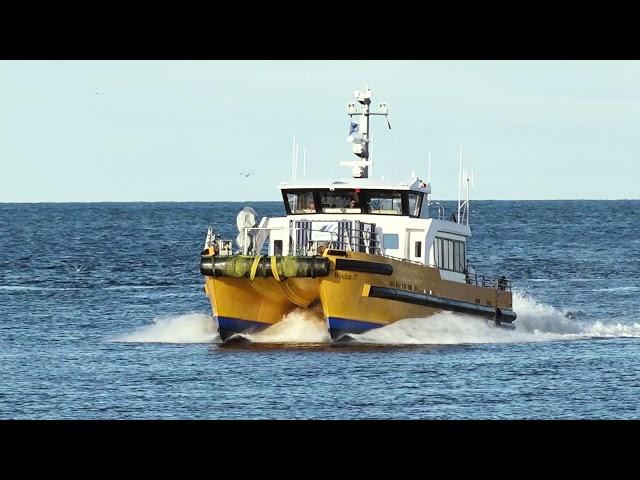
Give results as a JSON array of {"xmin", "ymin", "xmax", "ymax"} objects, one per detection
[
  {"xmin": 72, "ymin": 264, "xmax": 84, "ymax": 272},
  {"xmin": 91, "ymin": 92, "xmax": 104, "ymax": 95},
  {"xmin": 240, "ymin": 172, "xmax": 252, "ymax": 178}
]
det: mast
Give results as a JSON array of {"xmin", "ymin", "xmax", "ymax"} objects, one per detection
[
  {"xmin": 342, "ymin": 85, "xmax": 388, "ymax": 179},
  {"xmin": 462, "ymin": 169, "xmax": 474, "ymax": 226},
  {"xmin": 457, "ymin": 144, "xmax": 462, "ymax": 223},
  {"xmin": 291, "ymin": 134, "xmax": 296, "ymax": 179}
]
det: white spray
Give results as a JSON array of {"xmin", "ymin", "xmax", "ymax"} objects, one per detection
[
  {"xmin": 243, "ymin": 307, "xmax": 331, "ymax": 344},
  {"xmin": 111, "ymin": 294, "xmax": 640, "ymax": 346},
  {"xmin": 111, "ymin": 313, "xmax": 220, "ymax": 344},
  {"xmin": 349, "ymin": 292, "xmax": 640, "ymax": 345}
]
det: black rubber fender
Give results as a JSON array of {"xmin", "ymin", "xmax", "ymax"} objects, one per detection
[{"xmin": 200, "ymin": 255, "xmax": 329, "ymax": 279}]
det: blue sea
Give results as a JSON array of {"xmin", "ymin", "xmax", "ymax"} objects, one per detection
[{"xmin": 1, "ymin": 200, "xmax": 639, "ymax": 419}]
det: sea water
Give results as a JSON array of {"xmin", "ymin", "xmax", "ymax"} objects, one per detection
[{"xmin": 0, "ymin": 200, "xmax": 638, "ymax": 419}]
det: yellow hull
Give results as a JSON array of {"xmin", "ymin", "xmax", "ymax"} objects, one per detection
[
  {"xmin": 318, "ymin": 251, "xmax": 513, "ymax": 338},
  {"xmin": 204, "ymin": 274, "xmax": 320, "ymax": 341},
  {"xmin": 203, "ymin": 250, "xmax": 515, "ymax": 341}
]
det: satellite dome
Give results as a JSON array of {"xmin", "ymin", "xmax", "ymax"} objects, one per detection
[
  {"xmin": 235, "ymin": 207, "xmax": 258, "ymax": 250},
  {"xmin": 236, "ymin": 206, "xmax": 258, "ymax": 232}
]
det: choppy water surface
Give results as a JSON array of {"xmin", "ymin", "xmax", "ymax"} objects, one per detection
[{"xmin": 0, "ymin": 201, "xmax": 639, "ymax": 419}]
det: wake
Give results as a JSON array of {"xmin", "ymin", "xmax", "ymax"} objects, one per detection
[
  {"xmin": 350, "ymin": 292, "xmax": 640, "ymax": 344},
  {"xmin": 111, "ymin": 313, "xmax": 220, "ymax": 344},
  {"xmin": 111, "ymin": 293, "xmax": 640, "ymax": 345},
  {"xmin": 110, "ymin": 309, "xmax": 330, "ymax": 345}
]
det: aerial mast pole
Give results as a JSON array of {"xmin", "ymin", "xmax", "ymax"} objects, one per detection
[
  {"xmin": 291, "ymin": 134, "xmax": 296, "ymax": 179},
  {"xmin": 342, "ymin": 85, "xmax": 389, "ymax": 179},
  {"xmin": 295, "ymin": 142, "xmax": 299, "ymax": 179},
  {"xmin": 457, "ymin": 144, "xmax": 463, "ymax": 223}
]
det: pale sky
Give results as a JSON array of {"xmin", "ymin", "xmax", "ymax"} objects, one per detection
[{"xmin": 1, "ymin": 60, "xmax": 638, "ymax": 202}]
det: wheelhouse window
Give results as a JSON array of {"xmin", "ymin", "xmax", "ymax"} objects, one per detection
[
  {"xmin": 319, "ymin": 190, "xmax": 361, "ymax": 213},
  {"xmin": 408, "ymin": 192, "xmax": 423, "ymax": 217},
  {"xmin": 368, "ymin": 191, "xmax": 402, "ymax": 215},
  {"xmin": 286, "ymin": 191, "xmax": 317, "ymax": 214},
  {"xmin": 283, "ymin": 188, "xmax": 420, "ymax": 216}
]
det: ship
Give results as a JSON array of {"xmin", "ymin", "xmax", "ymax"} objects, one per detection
[{"xmin": 200, "ymin": 85, "xmax": 516, "ymax": 343}]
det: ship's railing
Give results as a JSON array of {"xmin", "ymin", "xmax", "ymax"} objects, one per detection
[
  {"xmin": 239, "ymin": 226, "xmax": 284, "ymax": 256},
  {"xmin": 465, "ymin": 272, "xmax": 512, "ymax": 291},
  {"xmin": 383, "ymin": 254, "xmax": 425, "ymax": 266},
  {"xmin": 206, "ymin": 227, "xmax": 511, "ymax": 290},
  {"xmin": 292, "ymin": 227, "xmax": 382, "ymax": 255},
  {"xmin": 458, "ymin": 200, "xmax": 469, "ymax": 225},
  {"xmin": 238, "ymin": 225, "xmax": 382, "ymax": 256},
  {"xmin": 428, "ymin": 201, "xmax": 445, "ymax": 221}
]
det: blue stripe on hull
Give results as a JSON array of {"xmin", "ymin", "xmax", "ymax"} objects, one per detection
[
  {"xmin": 327, "ymin": 316, "xmax": 383, "ymax": 340},
  {"xmin": 217, "ymin": 316, "xmax": 270, "ymax": 342}
]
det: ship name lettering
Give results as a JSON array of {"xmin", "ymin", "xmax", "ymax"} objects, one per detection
[{"xmin": 335, "ymin": 272, "xmax": 358, "ymax": 280}]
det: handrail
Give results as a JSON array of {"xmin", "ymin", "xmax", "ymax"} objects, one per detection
[
  {"xmin": 465, "ymin": 271, "xmax": 512, "ymax": 291},
  {"xmin": 209, "ymin": 224, "xmax": 514, "ymax": 292},
  {"xmin": 382, "ymin": 253, "xmax": 425, "ymax": 266},
  {"xmin": 458, "ymin": 199, "xmax": 469, "ymax": 225},
  {"xmin": 239, "ymin": 226, "xmax": 285, "ymax": 255},
  {"xmin": 427, "ymin": 201, "xmax": 445, "ymax": 221},
  {"xmin": 241, "ymin": 224, "xmax": 382, "ymax": 256}
]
